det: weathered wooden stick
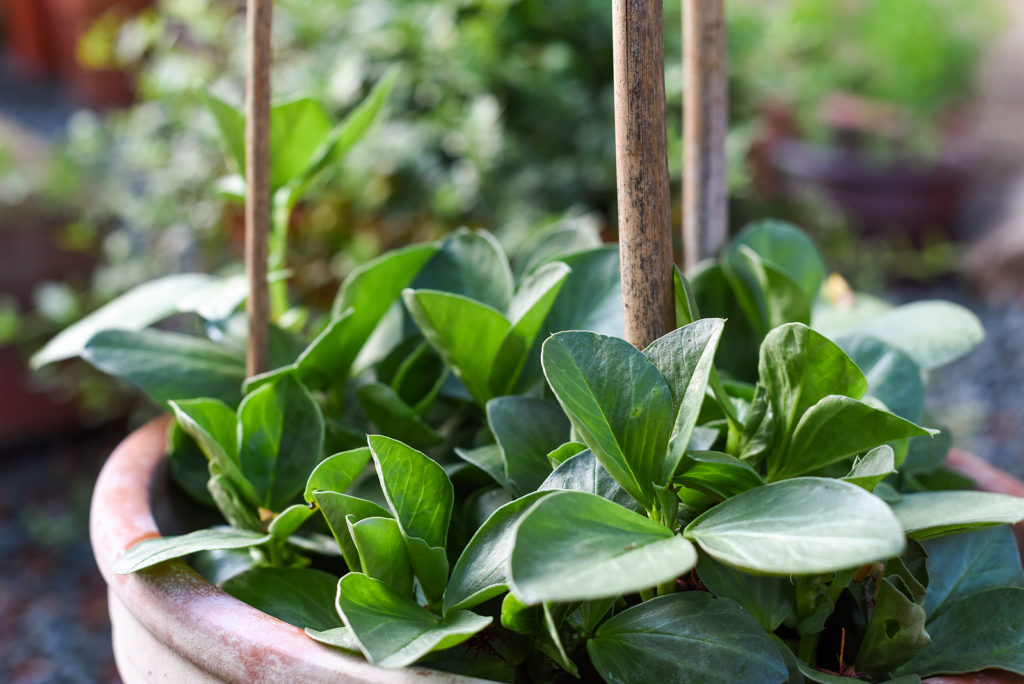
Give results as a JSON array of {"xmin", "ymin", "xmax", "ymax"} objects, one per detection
[
  {"xmin": 245, "ymin": 0, "xmax": 272, "ymax": 376},
  {"xmin": 682, "ymin": 0, "xmax": 728, "ymax": 269},
  {"xmin": 613, "ymin": 0, "xmax": 675, "ymax": 349}
]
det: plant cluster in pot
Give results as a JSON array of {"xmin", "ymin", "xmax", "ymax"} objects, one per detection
[{"xmin": 40, "ymin": 206, "xmax": 1024, "ymax": 681}]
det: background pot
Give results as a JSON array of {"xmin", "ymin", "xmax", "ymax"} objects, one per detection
[{"xmin": 90, "ymin": 419, "xmax": 1024, "ymax": 684}]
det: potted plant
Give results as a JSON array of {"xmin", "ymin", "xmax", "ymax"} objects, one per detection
[{"xmin": 36, "ymin": 1, "xmax": 1024, "ymax": 682}]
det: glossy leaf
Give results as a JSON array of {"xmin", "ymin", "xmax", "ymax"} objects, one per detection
[
  {"xmin": 268, "ymin": 503, "xmax": 314, "ymax": 540},
  {"xmin": 513, "ymin": 220, "xmax": 602, "ymax": 280},
  {"xmin": 839, "ymin": 335, "xmax": 924, "ymax": 423},
  {"xmin": 854, "ymin": 577, "xmax": 930, "ymax": 677},
  {"xmin": 587, "ymin": 592, "xmax": 788, "ymax": 684},
  {"xmin": 723, "ymin": 245, "xmax": 812, "ymax": 334},
  {"xmin": 677, "ymin": 451, "xmax": 765, "ymax": 500},
  {"xmin": 31, "ymin": 273, "xmax": 216, "ymax": 368},
  {"xmin": 169, "ymin": 398, "xmax": 255, "ymax": 506},
  {"xmin": 305, "ymin": 626, "xmax": 360, "ymax": 652},
  {"xmin": 540, "ymin": 246, "xmax": 623, "ymax": 337},
  {"xmin": 696, "ymin": 555, "xmax": 794, "ymax": 631},
  {"xmin": 732, "ymin": 220, "xmax": 825, "ymax": 301},
  {"xmin": 546, "ymin": 441, "xmax": 587, "ymax": 469},
  {"xmin": 487, "ymin": 397, "xmax": 568, "ymax": 495},
  {"xmin": 82, "ymin": 329, "xmax": 245, "ymax": 405},
  {"xmin": 509, "ymin": 491, "xmax": 697, "ymax": 604},
  {"xmin": 336, "ymin": 573, "xmax": 492, "ymax": 668},
  {"xmin": 304, "ymin": 448, "xmax": 371, "ymax": 502},
  {"xmin": 444, "ymin": 491, "xmax": 550, "ymax": 615},
  {"xmin": 348, "ymin": 516, "xmax": 414, "ymax": 597},
  {"xmin": 454, "ymin": 444, "xmax": 514, "ymax": 493},
  {"xmin": 221, "ymin": 567, "xmax": 343, "ymax": 631},
  {"xmin": 542, "ymin": 331, "xmax": 674, "ymax": 508},
  {"xmin": 538, "ymin": 449, "xmax": 642, "ymax": 512},
  {"xmin": 314, "ymin": 491, "xmax": 391, "ymax": 570},
  {"xmin": 410, "ymin": 229, "xmax": 513, "ymax": 312},
  {"xmin": 113, "ymin": 528, "xmax": 270, "ymax": 574},
  {"xmin": 922, "ymin": 526, "xmax": 1024, "ymax": 620},
  {"xmin": 843, "ymin": 445, "xmax": 897, "ymax": 491},
  {"xmin": 238, "ymin": 376, "xmax": 324, "ymax": 511},
  {"xmin": 891, "ymin": 491, "xmax": 1024, "ymax": 540},
  {"xmin": 207, "ymin": 473, "xmax": 262, "ymax": 531},
  {"xmin": 643, "ymin": 318, "xmax": 726, "ymax": 479},
  {"xmin": 685, "ymin": 478, "xmax": 905, "ymax": 574},
  {"xmin": 356, "ymin": 383, "xmax": 442, "ymax": 449}
]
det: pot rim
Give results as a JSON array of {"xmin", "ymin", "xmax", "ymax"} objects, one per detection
[{"xmin": 90, "ymin": 416, "xmax": 486, "ymax": 684}]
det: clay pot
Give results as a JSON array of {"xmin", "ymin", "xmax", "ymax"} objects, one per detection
[{"xmin": 91, "ymin": 418, "xmax": 1024, "ymax": 683}]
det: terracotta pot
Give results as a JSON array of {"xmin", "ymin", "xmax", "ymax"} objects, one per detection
[{"xmin": 91, "ymin": 419, "xmax": 1024, "ymax": 683}]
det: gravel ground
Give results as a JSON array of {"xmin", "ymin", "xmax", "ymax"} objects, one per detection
[{"xmin": 0, "ymin": 427, "xmax": 122, "ymax": 684}]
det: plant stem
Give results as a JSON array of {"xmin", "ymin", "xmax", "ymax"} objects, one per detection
[
  {"xmin": 639, "ymin": 587, "xmax": 656, "ymax": 602},
  {"xmin": 269, "ymin": 197, "xmax": 291, "ymax": 319},
  {"xmin": 657, "ymin": 579, "xmax": 676, "ymax": 597}
]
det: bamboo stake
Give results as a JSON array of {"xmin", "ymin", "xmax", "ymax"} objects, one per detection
[
  {"xmin": 682, "ymin": 0, "xmax": 728, "ymax": 269},
  {"xmin": 613, "ymin": 0, "xmax": 674, "ymax": 349},
  {"xmin": 245, "ymin": 0, "xmax": 272, "ymax": 376}
]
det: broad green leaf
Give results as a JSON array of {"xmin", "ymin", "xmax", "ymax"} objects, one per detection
[
  {"xmin": 174, "ymin": 273, "xmax": 249, "ymax": 323},
  {"xmin": 513, "ymin": 220, "xmax": 602, "ymax": 280},
  {"xmin": 304, "ymin": 448, "xmax": 371, "ymax": 502},
  {"xmin": 369, "ymin": 435, "xmax": 453, "ymax": 601},
  {"xmin": 167, "ymin": 421, "xmax": 215, "ymax": 506},
  {"xmin": 685, "ymin": 478, "xmax": 905, "ymax": 574},
  {"xmin": 82, "ymin": 329, "xmax": 245, "ymax": 405},
  {"xmin": 207, "ymin": 473, "xmax": 262, "ymax": 531},
  {"xmin": 336, "ymin": 573, "xmax": 492, "ymax": 668},
  {"xmin": 854, "ymin": 577, "xmax": 930, "ymax": 678},
  {"xmin": 403, "ymin": 289, "xmax": 510, "ymax": 405},
  {"xmin": 696, "ymin": 555, "xmax": 794, "ymax": 631},
  {"xmin": 843, "ymin": 445, "xmax": 897, "ymax": 491},
  {"xmin": 490, "ymin": 262, "xmax": 570, "ymax": 395},
  {"xmin": 772, "ymin": 395, "xmax": 934, "ymax": 480},
  {"xmin": 538, "ymin": 449, "xmax": 642, "ymax": 512},
  {"xmin": 454, "ymin": 444, "xmax": 514, "ymax": 493},
  {"xmin": 839, "ymin": 336, "xmax": 924, "ymax": 423},
  {"xmin": 113, "ymin": 528, "xmax": 270, "ymax": 574},
  {"xmin": 895, "ymin": 588, "xmax": 1024, "ymax": 677},
  {"xmin": 31, "ymin": 273, "xmax": 216, "ymax": 368},
  {"xmin": 238, "ymin": 376, "xmax": 324, "ymax": 511},
  {"xmin": 827, "ymin": 301, "xmax": 984, "ymax": 371},
  {"xmin": 732, "ymin": 220, "xmax": 826, "ymax": 302},
  {"xmin": 201, "ymin": 92, "xmax": 245, "ymax": 171},
  {"xmin": 221, "ymin": 567, "xmax": 343, "ymax": 631},
  {"xmin": 540, "ymin": 603, "xmax": 579, "ymax": 677},
  {"xmin": 305, "ymin": 626, "xmax": 360, "ymax": 652},
  {"xmin": 673, "ymin": 266, "xmax": 701, "ymax": 326},
  {"xmin": 487, "ymin": 397, "xmax": 568, "ymax": 495},
  {"xmin": 356, "ymin": 383, "xmax": 442, "ymax": 449},
  {"xmin": 313, "ymin": 491, "xmax": 390, "ymax": 571},
  {"xmin": 169, "ymin": 398, "xmax": 255, "ymax": 506},
  {"xmin": 540, "ymin": 246, "xmax": 623, "ymax": 337},
  {"xmin": 643, "ymin": 319, "xmax": 726, "ymax": 480},
  {"xmin": 285, "ymin": 311, "xmax": 358, "ymax": 389},
  {"xmin": 348, "ymin": 516, "xmax": 414, "ymax": 597},
  {"xmin": 444, "ymin": 491, "xmax": 550, "ymax": 615},
  {"xmin": 722, "ymin": 245, "xmax": 812, "ymax": 334},
  {"xmin": 410, "ymin": 229, "xmax": 513, "ymax": 312},
  {"xmin": 689, "ymin": 260, "xmax": 761, "ymax": 381},
  {"xmin": 923, "ymin": 526, "xmax": 1024, "ymax": 620},
  {"xmin": 268, "ymin": 97, "xmax": 333, "ymax": 191},
  {"xmin": 541, "ymin": 331, "xmax": 674, "ymax": 508},
  {"xmin": 546, "ymin": 441, "xmax": 587, "ymax": 469},
  {"xmin": 759, "ymin": 323, "xmax": 867, "ymax": 442},
  {"xmin": 676, "ymin": 451, "xmax": 765, "ymax": 500},
  {"xmin": 509, "ymin": 491, "xmax": 697, "ymax": 604},
  {"xmin": 587, "ymin": 592, "xmax": 788, "ymax": 684},
  {"xmin": 891, "ymin": 491, "xmax": 1024, "ymax": 540},
  {"xmin": 268, "ymin": 503, "xmax": 314, "ymax": 540}
]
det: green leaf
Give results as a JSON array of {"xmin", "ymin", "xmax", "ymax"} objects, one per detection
[
  {"xmin": 509, "ymin": 491, "xmax": 697, "ymax": 604},
  {"xmin": 336, "ymin": 573, "xmax": 492, "ymax": 668},
  {"xmin": 31, "ymin": 273, "xmax": 216, "ymax": 368},
  {"xmin": 825, "ymin": 301, "xmax": 984, "ymax": 371},
  {"xmin": 546, "ymin": 441, "xmax": 587, "ymax": 469},
  {"xmin": 923, "ymin": 526, "xmax": 1024, "ymax": 621},
  {"xmin": 843, "ymin": 445, "xmax": 897, "ymax": 491},
  {"xmin": 403, "ymin": 289, "xmax": 510, "ymax": 405},
  {"xmin": 268, "ymin": 503, "xmax": 314, "ymax": 540},
  {"xmin": 542, "ymin": 331, "xmax": 674, "ymax": 508},
  {"xmin": 673, "ymin": 266, "xmax": 701, "ymax": 326},
  {"xmin": 538, "ymin": 449, "xmax": 642, "ymax": 512},
  {"xmin": 207, "ymin": 473, "xmax": 262, "ymax": 531},
  {"xmin": 513, "ymin": 220, "xmax": 602, "ymax": 280},
  {"xmin": 587, "ymin": 592, "xmax": 788, "ymax": 684},
  {"xmin": 891, "ymin": 491, "xmax": 1024, "ymax": 540},
  {"xmin": 410, "ymin": 229, "xmax": 514, "ymax": 312},
  {"xmin": 113, "ymin": 528, "xmax": 270, "ymax": 574},
  {"xmin": 854, "ymin": 577, "xmax": 930, "ymax": 678},
  {"xmin": 487, "ymin": 397, "xmax": 568, "ymax": 495},
  {"xmin": 356, "ymin": 383, "xmax": 442, "ymax": 449},
  {"xmin": 201, "ymin": 91, "xmax": 245, "ymax": 171},
  {"xmin": 454, "ymin": 444, "xmax": 514, "ymax": 493},
  {"xmin": 490, "ymin": 261, "xmax": 571, "ymax": 395},
  {"xmin": 348, "ymin": 516, "xmax": 415, "ymax": 597},
  {"xmin": 169, "ymin": 398, "xmax": 256, "ymax": 506},
  {"xmin": 82, "ymin": 329, "xmax": 245, "ymax": 405},
  {"xmin": 732, "ymin": 220, "xmax": 826, "ymax": 302},
  {"xmin": 304, "ymin": 448, "xmax": 371, "ymax": 502},
  {"xmin": 696, "ymin": 554, "xmax": 794, "ymax": 631},
  {"xmin": 313, "ymin": 491, "xmax": 391, "ymax": 571},
  {"xmin": 759, "ymin": 323, "xmax": 867, "ymax": 443},
  {"xmin": 444, "ymin": 491, "xmax": 550, "ymax": 615},
  {"xmin": 238, "ymin": 376, "xmax": 324, "ymax": 511},
  {"xmin": 369, "ymin": 435, "xmax": 453, "ymax": 601},
  {"xmin": 772, "ymin": 395, "xmax": 934, "ymax": 480},
  {"xmin": 723, "ymin": 245, "xmax": 812, "ymax": 334},
  {"xmin": 685, "ymin": 478, "xmax": 905, "ymax": 574},
  {"xmin": 643, "ymin": 319, "xmax": 726, "ymax": 480},
  {"xmin": 268, "ymin": 97, "xmax": 333, "ymax": 191},
  {"xmin": 167, "ymin": 422, "xmax": 215, "ymax": 506},
  {"xmin": 839, "ymin": 336, "xmax": 924, "ymax": 423},
  {"xmin": 305, "ymin": 626, "xmax": 360, "ymax": 652},
  {"xmin": 221, "ymin": 567, "xmax": 343, "ymax": 631},
  {"xmin": 676, "ymin": 451, "xmax": 765, "ymax": 500},
  {"xmin": 540, "ymin": 246, "xmax": 623, "ymax": 337},
  {"xmin": 895, "ymin": 588, "xmax": 1024, "ymax": 677}
]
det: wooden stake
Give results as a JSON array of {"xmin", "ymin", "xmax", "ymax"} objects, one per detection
[
  {"xmin": 245, "ymin": 0, "xmax": 272, "ymax": 376},
  {"xmin": 613, "ymin": 0, "xmax": 674, "ymax": 349},
  {"xmin": 682, "ymin": 0, "xmax": 728, "ymax": 269}
]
